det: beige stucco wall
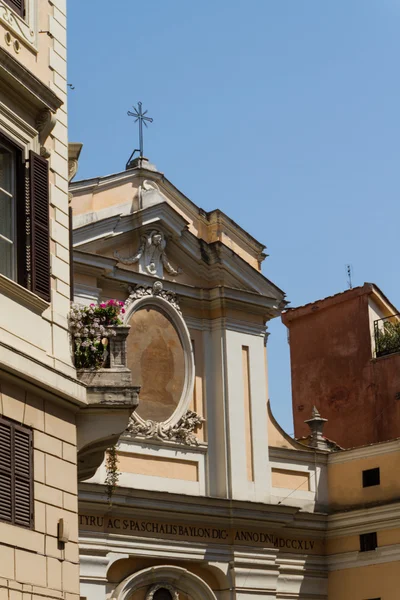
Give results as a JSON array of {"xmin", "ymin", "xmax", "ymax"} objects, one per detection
[
  {"xmin": 328, "ymin": 561, "xmax": 400, "ymax": 599},
  {"xmin": 117, "ymin": 452, "xmax": 198, "ymax": 482},
  {"xmin": 328, "ymin": 447, "xmax": 400, "ymax": 509},
  {"xmin": 0, "ymin": 377, "xmax": 79, "ymax": 600}
]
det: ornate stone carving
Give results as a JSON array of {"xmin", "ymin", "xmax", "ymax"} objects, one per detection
[
  {"xmin": 0, "ymin": 2, "xmax": 35, "ymax": 46},
  {"xmin": 114, "ymin": 230, "xmax": 181, "ymax": 278},
  {"xmin": 36, "ymin": 109, "xmax": 56, "ymax": 158},
  {"xmin": 126, "ymin": 410, "xmax": 205, "ymax": 447},
  {"xmin": 68, "ymin": 158, "xmax": 79, "ymax": 182},
  {"xmin": 125, "ymin": 281, "xmax": 181, "ymax": 313},
  {"xmin": 146, "ymin": 584, "xmax": 179, "ymax": 600}
]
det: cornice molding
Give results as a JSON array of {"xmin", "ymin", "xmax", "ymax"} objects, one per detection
[
  {"xmin": 327, "ymin": 501, "xmax": 400, "ymax": 536},
  {"xmin": 329, "ymin": 439, "xmax": 400, "ymax": 464},
  {"xmin": 328, "ymin": 543, "xmax": 400, "ymax": 571},
  {"xmin": 0, "ymin": 47, "xmax": 62, "ymax": 113},
  {"xmin": 269, "ymin": 446, "xmax": 329, "ymax": 466}
]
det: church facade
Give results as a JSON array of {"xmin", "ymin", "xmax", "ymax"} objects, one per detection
[{"xmin": 70, "ymin": 156, "xmax": 331, "ymax": 600}]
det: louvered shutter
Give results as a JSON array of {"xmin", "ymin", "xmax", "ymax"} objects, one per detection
[
  {"xmin": 3, "ymin": 0, "xmax": 24, "ymax": 17},
  {"xmin": 0, "ymin": 418, "xmax": 32, "ymax": 529},
  {"xmin": 30, "ymin": 151, "xmax": 50, "ymax": 302},
  {"xmin": 14, "ymin": 425, "xmax": 32, "ymax": 528},
  {"xmin": 0, "ymin": 420, "xmax": 12, "ymax": 523}
]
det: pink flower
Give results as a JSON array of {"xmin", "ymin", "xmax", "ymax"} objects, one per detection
[
  {"xmin": 121, "ymin": 308, "xmax": 125, "ymax": 314},
  {"xmin": 100, "ymin": 303, "xmax": 106, "ymax": 308},
  {"xmin": 119, "ymin": 301, "xmax": 124, "ymax": 306}
]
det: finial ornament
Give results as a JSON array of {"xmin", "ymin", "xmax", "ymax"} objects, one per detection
[
  {"xmin": 126, "ymin": 101, "xmax": 153, "ymax": 167},
  {"xmin": 304, "ymin": 405, "xmax": 329, "ymax": 450}
]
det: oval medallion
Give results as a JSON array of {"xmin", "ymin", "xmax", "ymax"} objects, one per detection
[{"xmin": 126, "ymin": 306, "xmax": 185, "ymax": 422}]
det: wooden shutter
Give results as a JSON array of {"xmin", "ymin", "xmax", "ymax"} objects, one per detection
[
  {"xmin": 0, "ymin": 418, "xmax": 32, "ymax": 529},
  {"xmin": 30, "ymin": 151, "xmax": 50, "ymax": 302},
  {"xmin": 14, "ymin": 425, "xmax": 32, "ymax": 528},
  {"xmin": 69, "ymin": 206, "xmax": 74, "ymax": 301},
  {"xmin": 3, "ymin": 0, "xmax": 24, "ymax": 17},
  {"xmin": 0, "ymin": 420, "xmax": 12, "ymax": 523}
]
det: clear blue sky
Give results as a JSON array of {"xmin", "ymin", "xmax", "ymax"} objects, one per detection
[{"xmin": 68, "ymin": 1, "xmax": 400, "ymax": 434}]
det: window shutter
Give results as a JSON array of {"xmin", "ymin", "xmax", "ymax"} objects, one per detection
[
  {"xmin": 14, "ymin": 426, "xmax": 32, "ymax": 528},
  {"xmin": 69, "ymin": 206, "xmax": 74, "ymax": 301},
  {"xmin": 0, "ymin": 420, "xmax": 12, "ymax": 523},
  {"xmin": 30, "ymin": 151, "xmax": 50, "ymax": 302},
  {"xmin": 3, "ymin": 0, "xmax": 25, "ymax": 18}
]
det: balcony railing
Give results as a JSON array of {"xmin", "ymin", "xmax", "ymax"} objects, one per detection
[{"xmin": 374, "ymin": 314, "xmax": 400, "ymax": 358}]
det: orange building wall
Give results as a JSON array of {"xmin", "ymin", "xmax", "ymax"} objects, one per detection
[{"xmin": 283, "ymin": 287, "xmax": 400, "ymax": 448}]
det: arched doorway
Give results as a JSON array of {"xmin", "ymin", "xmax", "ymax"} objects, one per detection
[{"xmin": 112, "ymin": 565, "xmax": 218, "ymax": 600}]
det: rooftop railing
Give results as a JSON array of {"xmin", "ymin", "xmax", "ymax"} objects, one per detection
[{"xmin": 374, "ymin": 314, "xmax": 400, "ymax": 358}]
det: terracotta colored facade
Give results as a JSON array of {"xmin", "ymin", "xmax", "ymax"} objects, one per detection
[{"xmin": 282, "ymin": 283, "xmax": 400, "ymax": 448}]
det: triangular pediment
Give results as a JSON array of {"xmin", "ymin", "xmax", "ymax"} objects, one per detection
[{"xmin": 70, "ymin": 163, "xmax": 286, "ymax": 316}]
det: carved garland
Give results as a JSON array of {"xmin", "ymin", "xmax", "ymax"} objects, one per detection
[
  {"xmin": 126, "ymin": 409, "xmax": 205, "ymax": 447},
  {"xmin": 125, "ymin": 281, "xmax": 181, "ymax": 313}
]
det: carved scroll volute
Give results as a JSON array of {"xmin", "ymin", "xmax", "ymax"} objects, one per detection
[{"xmin": 36, "ymin": 109, "xmax": 56, "ymax": 158}]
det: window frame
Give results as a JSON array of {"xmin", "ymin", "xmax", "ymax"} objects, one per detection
[
  {"xmin": 0, "ymin": 135, "xmax": 18, "ymax": 281},
  {"xmin": 0, "ymin": 416, "xmax": 33, "ymax": 529},
  {"xmin": 0, "ymin": 131, "xmax": 26, "ymax": 287}
]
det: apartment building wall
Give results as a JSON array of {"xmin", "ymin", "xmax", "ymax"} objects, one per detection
[
  {"xmin": 327, "ymin": 439, "xmax": 400, "ymax": 600},
  {"xmin": 0, "ymin": 2, "xmax": 85, "ymax": 600}
]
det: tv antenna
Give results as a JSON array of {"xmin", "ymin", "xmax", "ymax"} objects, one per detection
[{"xmin": 346, "ymin": 264, "xmax": 353, "ymax": 289}]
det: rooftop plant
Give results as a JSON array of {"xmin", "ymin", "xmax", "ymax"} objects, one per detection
[{"xmin": 375, "ymin": 319, "xmax": 400, "ymax": 358}]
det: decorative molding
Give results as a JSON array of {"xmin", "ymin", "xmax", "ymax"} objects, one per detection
[
  {"xmin": 115, "ymin": 229, "xmax": 182, "ymax": 278},
  {"xmin": 146, "ymin": 583, "xmax": 179, "ymax": 600},
  {"xmin": 328, "ymin": 438, "xmax": 400, "ymax": 464},
  {"xmin": 125, "ymin": 281, "xmax": 181, "ymax": 313},
  {"xmin": 36, "ymin": 109, "xmax": 56, "ymax": 158},
  {"xmin": 126, "ymin": 410, "xmax": 205, "ymax": 447},
  {"xmin": 0, "ymin": 47, "xmax": 62, "ymax": 113},
  {"xmin": 327, "ymin": 543, "xmax": 400, "ymax": 571},
  {"xmin": 0, "ymin": 2, "xmax": 35, "ymax": 48},
  {"xmin": 0, "ymin": 273, "xmax": 48, "ymax": 314}
]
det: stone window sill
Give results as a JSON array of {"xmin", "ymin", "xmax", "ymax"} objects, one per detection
[{"xmin": 0, "ymin": 273, "xmax": 49, "ymax": 314}]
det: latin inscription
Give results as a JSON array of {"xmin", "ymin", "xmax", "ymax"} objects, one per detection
[{"xmin": 79, "ymin": 514, "xmax": 320, "ymax": 553}]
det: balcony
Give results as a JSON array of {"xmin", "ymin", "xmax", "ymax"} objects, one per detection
[
  {"xmin": 72, "ymin": 321, "xmax": 139, "ymax": 481},
  {"xmin": 374, "ymin": 314, "xmax": 400, "ymax": 358}
]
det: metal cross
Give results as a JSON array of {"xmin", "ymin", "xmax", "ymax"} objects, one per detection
[{"xmin": 127, "ymin": 101, "xmax": 153, "ymax": 159}]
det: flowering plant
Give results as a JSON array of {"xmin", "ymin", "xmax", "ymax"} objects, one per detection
[{"xmin": 69, "ymin": 299, "xmax": 126, "ymax": 369}]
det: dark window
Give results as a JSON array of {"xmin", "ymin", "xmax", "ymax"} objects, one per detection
[
  {"xmin": 0, "ymin": 133, "xmax": 50, "ymax": 302},
  {"xmin": 360, "ymin": 532, "xmax": 378, "ymax": 552},
  {"xmin": 153, "ymin": 590, "xmax": 173, "ymax": 600},
  {"xmin": 3, "ymin": 0, "xmax": 25, "ymax": 18},
  {"xmin": 0, "ymin": 417, "xmax": 33, "ymax": 528},
  {"xmin": 363, "ymin": 467, "xmax": 380, "ymax": 488}
]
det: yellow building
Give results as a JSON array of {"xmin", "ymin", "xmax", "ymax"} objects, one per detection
[{"xmin": 327, "ymin": 437, "xmax": 400, "ymax": 599}]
